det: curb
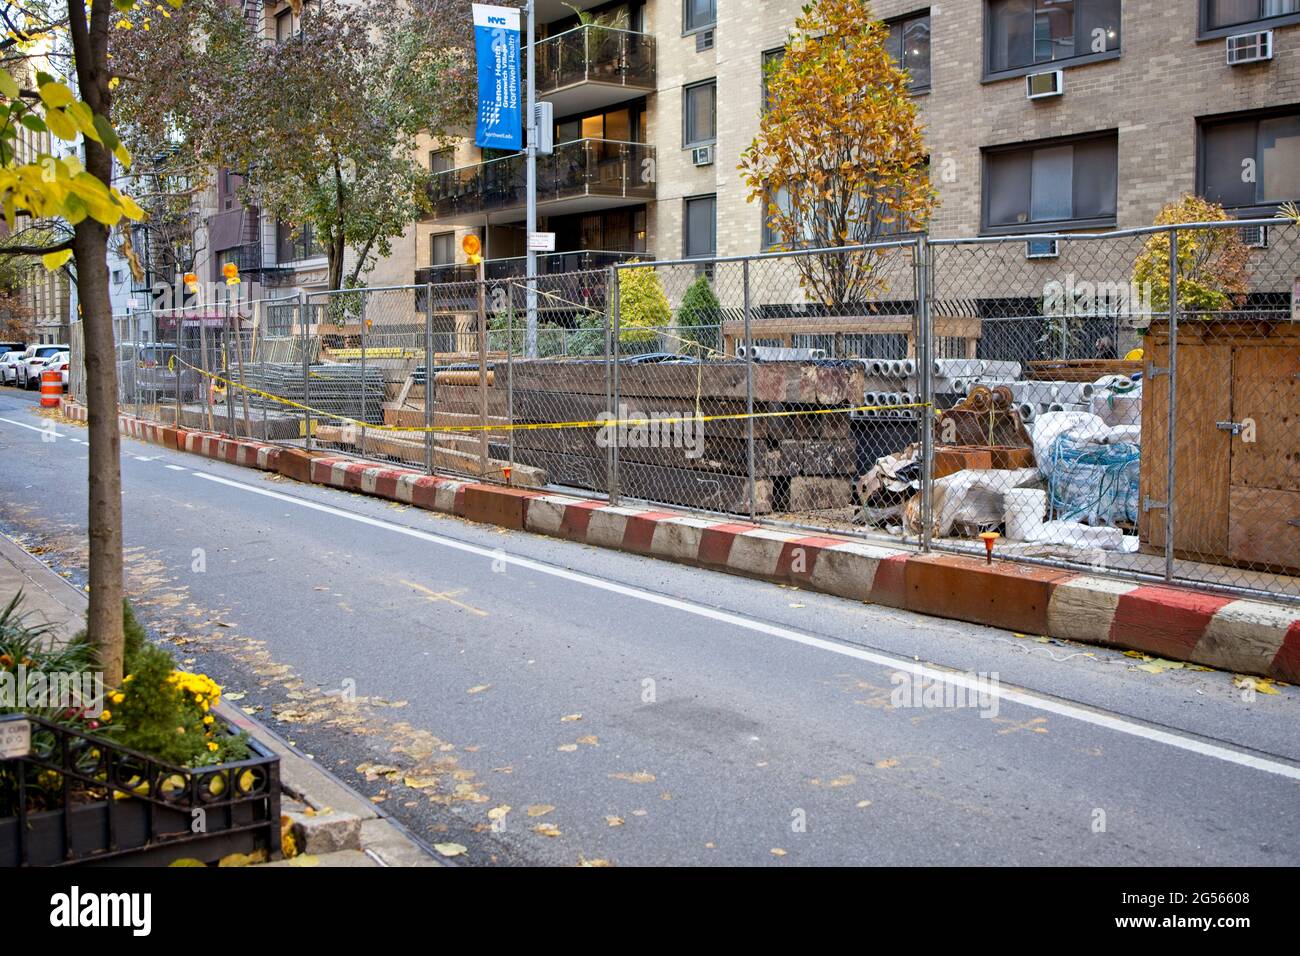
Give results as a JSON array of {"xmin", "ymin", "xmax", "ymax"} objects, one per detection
[{"xmin": 73, "ymin": 399, "xmax": 1300, "ymax": 683}]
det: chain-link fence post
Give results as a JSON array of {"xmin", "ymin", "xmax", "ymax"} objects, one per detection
[
  {"xmin": 609, "ymin": 264, "xmax": 621, "ymax": 506},
  {"xmin": 743, "ymin": 258, "xmax": 756, "ymax": 522},
  {"xmin": 917, "ymin": 235, "xmax": 933, "ymax": 553},
  {"xmin": 359, "ymin": 291, "xmax": 368, "ymax": 458},
  {"xmin": 301, "ymin": 292, "xmax": 312, "ymax": 451},
  {"xmin": 424, "ymin": 282, "xmax": 434, "ymax": 475},
  {"xmin": 1164, "ymin": 228, "xmax": 1179, "ymax": 584}
]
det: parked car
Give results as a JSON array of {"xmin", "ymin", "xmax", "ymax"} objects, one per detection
[
  {"xmin": 17, "ymin": 344, "xmax": 68, "ymax": 389},
  {"xmin": 48, "ymin": 351, "xmax": 70, "ymax": 391},
  {"xmin": 117, "ymin": 342, "xmax": 187, "ymax": 404},
  {"xmin": 0, "ymin": 350, "xmax": 25, "ymax": 386}
]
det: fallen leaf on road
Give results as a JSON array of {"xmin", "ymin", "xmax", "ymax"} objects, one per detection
[
  {"xmin": 560, "ymin": 714, "xmax": 583, "ymax": 722},
  {"xmin": 168, "ymin": 858, "xmax": 205, "ymax": 867},
  {"xmin": 605, "ymin": 816, "xmax": 624, "ymax": 827},
  {"xmin": 874, "ymin": 758, "xmax": 900, "ymax": 769},
  {"xmin": 433, "ymin": 843, "xmax": 467, "ymax": 858},
  {"xmin": 788, "ymin": 603, "xmax": 805, "ymax": 609},
  {"xmin": 225, "ymin": 692, "xmax": 245, "ymax": 701},
  {"xmin": 1234, "ymin": 675, "xmax": 1281, "ymax": 695},
  {"xmin": 288, "ymin": 854, "xmax": 319, "ymax": 867},
  {"xmin": 771, "ymin": 848, "xmax": 787, "ymax": 857},
  {"xmin": 631, "ymin": 809, "xmax": 647, "ymax": 817},
  {"xmin": 576, "ymin": 735, "xmax": 598, "ymax": 746},
  {"xmin": 404, "ymin": 776, "xmax": 439, "ymax": 790},
  {"xmin": 609, "ymin": 771, "xmax": 656, "ymax": 784},
  {"xmin": 557, "ymin": 743, "xmax": 578, "ymax": 752},
  {"xmin": 488, "ymin": 805, "xmax": 511, "ymax": 822},
  {"xmin": 856, "ymin": 800, "xmax": 872, "ymax": 808},
  {"xmin": 467, "ymin": 684, "xmax": 491, "ymax": 694},
  {"xmin": 533, "ymin": 823, "xmax": 562, "ymax": 838},
  {"xmin": 704, "ymin": 842, "xmax": 715, "ymax": 849},
  {"xmin": 578, "ymin": 856, "xmax": 612, "ymax": 867},
  {"xmin": 827, "ymin": 774, "xmax": 856, "ymax": 788},
  {"xmin": 1136, "ymin": 658, "xmax": 1184, "ymax": 674},
  {"xmin": 526, "ymin": 804, "xmax": 555, "ymax": 817}
]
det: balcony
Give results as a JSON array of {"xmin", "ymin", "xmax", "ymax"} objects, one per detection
[
  {"xmin": 425, "ymin": 138, "xmax": 655, "ymax": 226},
  {"xmin": 414, "ymin": 250, "xmax": 650, "ymax": 317},
  {"xmin": 415, "ymin": 249, "xmax": 648, "ymax": 286},
  {"xmin": 536, "ymin": 24, "xmax": 655, "ymax": 115}
]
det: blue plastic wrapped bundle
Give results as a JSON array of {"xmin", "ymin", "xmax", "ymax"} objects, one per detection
[{"xmin": 1047, "ymin": 434, "xmax": 1140, "ymax": 527}]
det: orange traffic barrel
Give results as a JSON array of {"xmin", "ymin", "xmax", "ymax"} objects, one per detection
[{"xmin": 40, "ymin": 369, "xmax": 62, "ymax": 408}]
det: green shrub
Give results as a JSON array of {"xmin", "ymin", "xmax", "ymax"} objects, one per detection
[
  {"xmin": 617, "ymin": 266, "xmax": 671, "ymax": 347},
  {"xmin": 676, "ymin": 275, "xmax": 722, "ymax": 353}
]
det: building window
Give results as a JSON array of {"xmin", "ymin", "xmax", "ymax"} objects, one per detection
[
  {"xmin": 982, "ymin": 132, "xmax": 1118, "ymax": 233},
  {"xmin": 1202, "ymin": 0, "xmax": 1300, "ymax": 33},
  {"xmin": 431, "ymin": 232, "xmax": 456, "ymax": 266},
  {"xmin": 684, "ymin": 194, "xmax": 717, "ymax": 258},
  {"xmin": 275, "ymin": 8, "xmax": 293, "ymax": 43},
  {"xmin": 429, "ymin": 148, "xmax": 454, "ymax": 174},
  {"xmin": 1201, "ymin": 109, "xmax": 1300, "ymax": 213},
  {"xmin": 761, "ymin": 48, "xmax": 785, "ymax": 112},
  {"xmin": 684, "ymin": 0, "xmax": 716, "ymax": 33},
  {"xmin": 886, "ymin": 12, "xmax": 932, "ymax": 91},
  {"xmin": 986, "ymin": 0, "xmax": 1120, "ymax": 78},
  {"xmin": 683, "ymin": 80, "xmax": 716, "ymax": 148},
  {"xmin": 277, "ymin": 219, "xmax": 321, "ymax": 263}
]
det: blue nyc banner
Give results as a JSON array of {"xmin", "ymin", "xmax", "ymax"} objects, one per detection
[{"xmin": 472, "ymin": 4, "xmax": 522, "ymax": 151}]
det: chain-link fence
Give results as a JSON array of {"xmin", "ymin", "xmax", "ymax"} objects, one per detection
[{"xmin": 73, "ymin": 221, "xmax": 1299, "ymax": 604}]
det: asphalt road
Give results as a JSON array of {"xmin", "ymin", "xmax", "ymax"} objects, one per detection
[{"xmin": 2, "ymin": 386, "xmax": 1298, "ymax": 866}]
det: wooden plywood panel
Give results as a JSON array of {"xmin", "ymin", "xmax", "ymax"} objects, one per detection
[
  {"xmin": 1139, "ymin": 337, "xmax": 1232, "ymax": 559},
  {"xmin": 1230, "ymin": 344, "xmax": 1300, "ymax": 492},
  {"xmin": 1229, "ymin": 485, "xmax": 1300, "ymax": 573}
]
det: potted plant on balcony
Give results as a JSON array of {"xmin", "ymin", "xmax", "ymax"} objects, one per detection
[{"xmin": 0, "ymin": 597, "xmax": 281, "ymax": 867}]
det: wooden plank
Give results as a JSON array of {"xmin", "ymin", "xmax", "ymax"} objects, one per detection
[
  {"xmin": 1230, "ymin": 343, "xmax": 1300, "ymax": 492},
  {"xmin": 314, "ymin": 425, "xmax": 546, "ymax": 486},
  {"xmin": 1139, "ymin": 333, "xmax": 1231, "ymax": 559},
  {"xmin": 505, "ymin": 446, "xmax": 772, "ymax": 513},
  {"xmin": 1228, "ymin": 485, "xmax": 1300, "ymax": 573}
]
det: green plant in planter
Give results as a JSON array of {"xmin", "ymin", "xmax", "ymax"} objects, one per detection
[{"xmin": 106, "ymin": 603, "xmax": 249, "ymax": 768}]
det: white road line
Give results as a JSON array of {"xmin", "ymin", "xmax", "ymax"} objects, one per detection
[
  {"xmin": 165, "ymin": 464, "xmax": 187, "ymax": 472},
  {"xmin": 0, "ymin": 416, "xmax": 61, "ymax": 437},
  {"xmin": 193, "ymin": 469, "xmax": 1300, "ymax": 782}
]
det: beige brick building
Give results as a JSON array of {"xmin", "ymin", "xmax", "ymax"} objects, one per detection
[{"xmin": 415, "ymin": 0, "xmax": 1300, "ymax": 278}]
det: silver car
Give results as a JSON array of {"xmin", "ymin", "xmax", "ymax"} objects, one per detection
[{"xmin": 0, "ymin": 350, "xmax": 25, "ymax": 386}]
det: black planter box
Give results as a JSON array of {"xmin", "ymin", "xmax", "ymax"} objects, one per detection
[{"xmin": 0, "ymin": 714, "xmax": 281, "ymax": 867}]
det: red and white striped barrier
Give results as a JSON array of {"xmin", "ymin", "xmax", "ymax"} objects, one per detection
[{"xmin": 62, "ymin": 399, "xmax": 1300, "ymax": 683}]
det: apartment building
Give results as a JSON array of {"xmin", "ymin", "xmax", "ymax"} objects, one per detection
[{"xmin": 415, "ymin": 0, "xmax": 1300, "ymax": 279}]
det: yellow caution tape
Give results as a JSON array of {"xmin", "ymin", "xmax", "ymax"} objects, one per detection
[{"xmin": 171, "ymin": 355, "xmax": 932, "ymax": 435}]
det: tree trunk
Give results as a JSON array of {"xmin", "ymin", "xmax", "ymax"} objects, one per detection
[
  {"xmin": 73, "ymin": 223, "xmax": 125, "ymax": 687},
  {"xmin": 327, "ymin": 232, "xmax": 345, "ymax": 292},
  {"xmin": 68, "ymin": 0, "xmax": 125, "ymax": 686}
]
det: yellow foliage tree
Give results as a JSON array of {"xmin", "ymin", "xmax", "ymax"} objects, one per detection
[{"xmin": 739, "ymin": 0, "xmax": 935, "ymax": 308}]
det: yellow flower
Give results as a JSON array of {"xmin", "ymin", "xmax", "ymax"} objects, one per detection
[
  {"xmin": 203, "ymin": 715, "xmax": 214, "ymax": 725},
  {"xmin": 100, "ymin": 710, "xmax": 112, "ymax": 721},
  {"xmin": 110, "ymin": 692, "xmax": 125, "ymax": 704},
  {"xmin": 176, "ymin": 726, "xmax": 186, "ymax": 734},
  {"xmin": 123, "ymin": 674, "xmax": 134, "ymax": 683},
  {"xmin": 207, "ymin": 742, "xmax": 219, "ymax": 752}
]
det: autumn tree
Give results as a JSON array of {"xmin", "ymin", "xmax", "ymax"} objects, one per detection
[
  {"xmin": 0, "ymin": 0, "xmax": 154, "ymax": 685},
  {"xmin": 114, "ymin": 0, "xmax": 473, "ymax": 294},
  {"xmin": 1132, "ymin": 195, "xmax": 1251, "ymax": 317},
  {"xmin": 739, "ymin": 0, "xmax": 935, "ymax": 308}
]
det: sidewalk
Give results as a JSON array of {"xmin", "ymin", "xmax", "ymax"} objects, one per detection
[{"xmin": 0, "ymin": 529, "xmax": 441, "ymax": 868}]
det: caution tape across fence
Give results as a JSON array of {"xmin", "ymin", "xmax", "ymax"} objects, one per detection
[{"xmin": 170, "ymin": 355, "xmax": 933, "ymax": 435}]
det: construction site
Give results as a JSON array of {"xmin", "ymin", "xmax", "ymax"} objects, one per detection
[{"xmin": 83, "ymin": 223, "xmax": 1300, "ymax": 605}]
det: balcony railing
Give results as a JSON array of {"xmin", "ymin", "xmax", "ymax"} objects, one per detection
[
  {"xmin": 536, "ymin": 23, "xmax": 655, "ymax": 99},
  {"xmin": 426, "ymin": 138, "xmax": 656, "ymax": 222},
  {"xmin": 415, "ymin": 249, "xmax": 649, "ymax": 287}
]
